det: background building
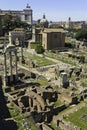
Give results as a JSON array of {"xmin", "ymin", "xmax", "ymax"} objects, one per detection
[
  {"xmin": 31, "ymin": 27, "xmax": 65, "ymax": 50},
  {"xmin": 65, "ymin": 17, "xmax": 72, "ymax": 29},
  {"xmin": 42, "ymin": 28, "xmax": 65, "ymax": 50},
  {"xmin": 40, "ymin": 14, "xmax": 48, "ymax": 28},
  {"xmin": 0, "ymin": 4, "xmax": 33, "ymax": 25}
]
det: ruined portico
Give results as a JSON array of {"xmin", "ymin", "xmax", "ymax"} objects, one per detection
[{"xmin": 3, "ymin": 33, "xmax": 18, "ymax": 87}]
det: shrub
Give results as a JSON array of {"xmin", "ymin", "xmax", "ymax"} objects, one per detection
[
  {"xmin": 35, "ymin": 44, "xmax": 45, "ymax": 54},
  {"xmin": 65, "ymin": 42, "xmax": 75, "ymax": 48}
]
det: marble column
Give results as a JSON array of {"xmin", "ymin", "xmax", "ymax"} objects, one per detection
[
  {"xmin": 9, "ymin": 51, "xmax": 13, "ymax": 82},
  {"xmin": 15, "ymin": 50, "xmax": 18, "ymax": 81},
  {"xmin": 21, "ymin": 41, "xmax": 23, "ymax": 62},
  {"xmin": 9, "ymin": 32, "xmax": 12, "ymax": 45},
  {"xmin": 4, "ymin": 52, "xmax": 7, "ymax": 87}
]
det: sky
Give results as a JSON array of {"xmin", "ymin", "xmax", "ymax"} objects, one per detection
[{"xmin": 0, "ymin": 0, "xmax": 87, "ymax": 21}]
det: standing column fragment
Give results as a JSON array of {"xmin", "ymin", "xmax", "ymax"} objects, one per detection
[
  {"xmin": 9, "ymin": 51, "xmax": 13, "ymax": 82},
  {"xmin": 15, "ymin": 50, "xmax": 18, "ymax": 81},
  {"xmin": 4, "ymin": 53, "xmax": 7, "ymax": 87}
]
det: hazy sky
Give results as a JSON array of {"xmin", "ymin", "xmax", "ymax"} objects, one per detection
[{"xmin": 0, "ymin": 0, "xmax": 87, "ymax": 21}]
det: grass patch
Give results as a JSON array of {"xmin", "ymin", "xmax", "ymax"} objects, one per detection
[
  {"xmin": 37, "ymin": 78, "xmax": 49, "ymax": 87},
  {"xmin": 64, "ymin": 107, "xmax": 87, "ymax": 130},
  {"xmin": 24, "ymin": 54, "xmax": 55, "ymax": 67},
  {"xmin": 54, "ymin": 100, "xmax": 63, "ymax": 107},
  {"xmin": 45, "ymin": 52, "xmax": 78, "ymax": 66},
  {"xmin": 30, "ymin": 55, "xmax": 55, "ymax": 67},
  {"xmin": 30, "ymin": 43, "xmax": 40, "ymax": 49},
  {"xmin": 51, "ymin": 123, "xmax": 61, "ymax": 130}
]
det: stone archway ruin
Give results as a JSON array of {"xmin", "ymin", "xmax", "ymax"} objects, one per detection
[
  {"xmin": 9, "ymin": 30, "xmax": 26, "ymax": 62},
  {"xmin": 9, "ymin": 29, "xmax": 25, "ymax": 46}
]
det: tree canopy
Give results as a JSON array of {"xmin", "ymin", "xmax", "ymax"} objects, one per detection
[
  {"xmin": 0, "ymin": 15, "xmax": 31, "ymax": 36},
  {"xmin": 75, "ymin": 30, "xmax": 87, "ymax": 41}
]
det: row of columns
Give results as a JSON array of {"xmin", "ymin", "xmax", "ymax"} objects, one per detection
[
  {"xmin": 3, "ymin": 32, "xmax": 25, "ymax": 87},
  {"xmin": 4, "ymin": 50, "xmax": 18, "ymax": 87}
]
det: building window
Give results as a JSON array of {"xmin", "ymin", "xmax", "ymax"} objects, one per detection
[{"xmin": 25, "ymin": 15, "xmax": 28, "ymax": 20}]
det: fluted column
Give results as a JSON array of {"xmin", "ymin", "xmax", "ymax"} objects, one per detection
[
  {"xmin": 15, "ymin": 50, "xmax": 18, "ymax": 81},
  {"xmin": 9, "ymin": 32, "xmax": 12, "ymax": 45},
  {"xmin": 21, "ymin": 41, "xmax": 23, "ymax": 62},
  {"xmin": 4, "ymin": 52, "xmax": 7, "ymax": 87},
  {"xmin": 9, "ymin": 51, "xmax": 13, "ymax": 82}
]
